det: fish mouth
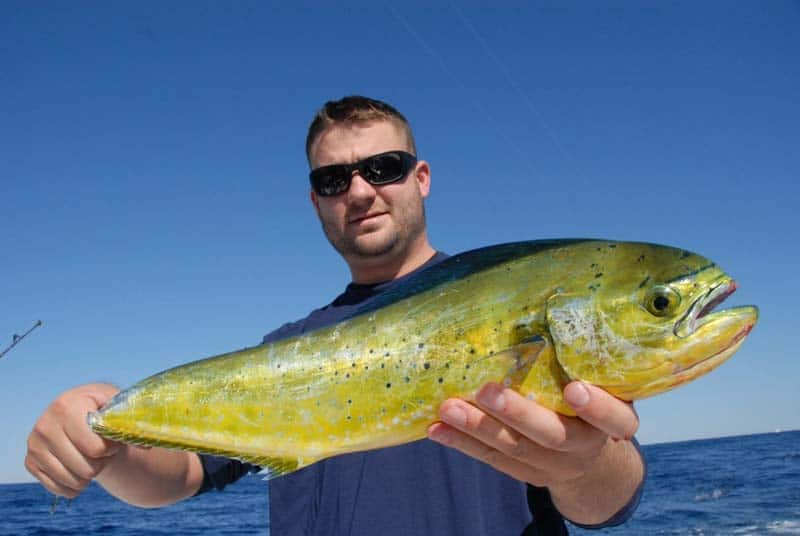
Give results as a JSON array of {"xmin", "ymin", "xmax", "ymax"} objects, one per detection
[{"xmin": 674, "ymin": 278, "xmax": 738, "ymax": 338}]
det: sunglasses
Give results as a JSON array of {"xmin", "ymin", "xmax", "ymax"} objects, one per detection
[{"xmin": 309, "ymin": 151, "xmax": 418, "ymax": 197}]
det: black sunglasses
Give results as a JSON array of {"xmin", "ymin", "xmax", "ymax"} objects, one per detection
[{"xmin": 309, "ymin": 151, "xmax": 418, "ymax": 197}]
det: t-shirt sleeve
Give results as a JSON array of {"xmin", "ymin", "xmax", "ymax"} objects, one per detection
[{"xmin": 195, "ymin": 455, "xmax": 260, "ymax": 494}]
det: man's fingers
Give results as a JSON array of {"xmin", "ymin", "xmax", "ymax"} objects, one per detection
[
  {"xmin": 430, "ymin": 397, "xmax": 594, "ymax": 481},
  {"xmin": 25, "ymin": 447, "xmax": 91, "ymax": 497},
  {"xmin": 474, "ymin": 383, "xmax": 605, "ymax": 452},
  {"xmin": 24, "ymin": 457, "xmax": 83, "ymax": 499},
  {"xmin": 564, "ymin": 382, "xmax": 639, "ymax": 440},
  {"xmin": 427, "ymin": 422, "xmax": 551, "ymax": 486}
]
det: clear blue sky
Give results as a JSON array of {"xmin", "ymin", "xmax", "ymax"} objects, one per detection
[{"xmin": 2, "ymin": 2, "xmax": 798, "ymax": 484}]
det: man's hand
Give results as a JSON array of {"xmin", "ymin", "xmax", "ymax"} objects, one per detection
[
  {"xmin": 26, "ymin": 383, "xmax": 204, "ymax": 507},
  {"xmin": 25, "ymin": 383, "xmax": 123, "ymax": 498},
  {"xmin": 427, "ymin": 381, "xmax": 644, "ymax": 525}
]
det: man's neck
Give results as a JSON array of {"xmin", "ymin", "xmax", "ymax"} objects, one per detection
[{"xmin": 348, "ymin": 239, "xmax": 436, "ymax": 285}]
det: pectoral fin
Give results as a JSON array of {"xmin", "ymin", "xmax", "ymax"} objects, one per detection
[{"xmin": 495, "ymin": 336, "xmax": 548, "ymax": 389}]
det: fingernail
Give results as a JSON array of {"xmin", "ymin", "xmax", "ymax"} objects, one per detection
[
  {"xmin": 441, "ymin": 406, "xmax": 466, "ymax": 427},
  {"xmin": 427, "ymin": 423, "xmax": 450, "ymax": 444},
  {"xmin": 477, "ymin": 385, "xmax": 505, "ymax": 412},
  {"xmin": 565, "ymin": 382, "xmax": 590, "ymax": 409}
]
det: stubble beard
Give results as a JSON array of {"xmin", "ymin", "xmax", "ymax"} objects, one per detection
[{"xmin": 321, "ymin": 198, "xmax": 427, "ymax": 265}]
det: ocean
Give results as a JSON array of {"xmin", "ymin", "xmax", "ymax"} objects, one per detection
[{"xmin": 2, "ymin": 430, "xmax": 797, "ymax": 535}]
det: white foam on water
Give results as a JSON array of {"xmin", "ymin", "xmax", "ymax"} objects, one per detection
[
  {"xmin": 693, "ymin": 488, "xmax": 725, "ymax": 501},
  {"xmin": 767, "ymin": 520, "xmax": 800, "ymax": 534}
]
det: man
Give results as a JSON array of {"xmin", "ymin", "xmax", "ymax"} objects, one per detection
[{"xmin": 26, "ymin": 96, "xmax": 645, "ymax": 534}]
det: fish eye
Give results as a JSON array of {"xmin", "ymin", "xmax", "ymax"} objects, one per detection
[{"xmin": 644, "ymin": 286, "xmax": 681, "ymax": 317}]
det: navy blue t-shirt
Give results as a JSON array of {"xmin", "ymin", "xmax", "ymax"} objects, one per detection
[{"xmin": 197, "ymin": 253, "xmax": 644, "ymax": 535}]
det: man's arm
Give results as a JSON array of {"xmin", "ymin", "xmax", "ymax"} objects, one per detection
[
  {"xmin": 427, "ymin": 381, "xmax": 645, "ymax": 526},
  {"xmin": 25, "ymin": 383, "xmax": 204, "ymax": 508}
]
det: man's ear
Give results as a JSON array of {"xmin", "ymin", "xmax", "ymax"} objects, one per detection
[
  {"xmin": 415, "ymin": 160, "xmax": 431, "ymax": 199},
  {"xmin": 310, "ymin": 189, "xmax": 321, "ymax": 216}
]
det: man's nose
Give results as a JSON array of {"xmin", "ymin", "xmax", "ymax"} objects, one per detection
[{"xmin": 347, "ymin": 172, "xmax": 377, "ymax": 200}]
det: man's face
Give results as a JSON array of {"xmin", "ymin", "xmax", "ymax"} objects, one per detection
[{"xmin": 308, "ymin": 120, "xmax": 430, "ymax": 269}]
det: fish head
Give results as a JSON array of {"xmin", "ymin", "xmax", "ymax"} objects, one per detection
[{"xmin": 545, "ymin": 242, "xmax": 758, "ymax": 401}]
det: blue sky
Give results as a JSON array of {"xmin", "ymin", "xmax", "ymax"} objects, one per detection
[{"xmin": 1, "ymin": 2, "xmax": 798, "ymax": 484}]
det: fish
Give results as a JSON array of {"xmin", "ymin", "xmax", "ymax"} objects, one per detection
[{"xmin": 88, "ymin": 239, "xmax": 757, "ymax": 478}]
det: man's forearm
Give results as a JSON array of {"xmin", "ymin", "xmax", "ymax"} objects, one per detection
[
  {"xmin": 96, "ymin": 446, "xmax": 204, "ymax": 508},
  {"xmin": 548, "ymin": 438, "xmax": 645, "ymax": 526}
]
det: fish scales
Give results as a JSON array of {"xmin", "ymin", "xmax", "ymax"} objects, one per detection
[{"xmin": 89, "ymin": 239, "xmax": 757, "ymax": 477}]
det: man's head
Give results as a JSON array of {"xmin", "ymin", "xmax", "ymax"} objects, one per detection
[
  {"xmin": 306, "ymin": 96, "xmax": 434, "ymax": 284},
  {"xmin": 305, "ymin": 96, "xmax": 416, "ymax": 164}
]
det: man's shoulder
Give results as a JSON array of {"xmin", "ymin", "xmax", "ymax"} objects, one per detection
[
  {"xmin": 261, "ymin": 304, "xmax": 330, "ymax": 344},
  {"xmin": 262, "ymin": 251, "xmax": 450, "ymax": 345}
]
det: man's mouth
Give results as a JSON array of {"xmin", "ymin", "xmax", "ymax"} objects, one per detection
[{"xmin": 348, "ymin": 212, "xmax": 387, "ymax": 224}]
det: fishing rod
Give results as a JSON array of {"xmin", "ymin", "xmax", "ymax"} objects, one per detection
[{"xmin": 0, "ymin": 319, "xmax": 43, "ymax": 359}]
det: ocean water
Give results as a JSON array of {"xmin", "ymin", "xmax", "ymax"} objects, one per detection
[{"xmin": 1, "ymin": 431, "xmax": 797, "ymax": 536}]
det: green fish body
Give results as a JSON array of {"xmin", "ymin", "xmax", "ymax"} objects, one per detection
[{"xmin": 89, "ymin": 240, "xmax": 757, "ymax": 477}]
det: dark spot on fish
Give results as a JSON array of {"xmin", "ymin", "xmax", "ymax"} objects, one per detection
[
  {"xmin": 424, "ymin": 363, "xmax": 430, "ymax": 370},
  {"xmin": 638, "ymin": 254, "xmax": 645, "ymax": 263},
  {"xmin": 352, "ymin": 362, "xmax": 356, "ymax": 368},
  {"xmin": 445, "ymin": 363, "xmax": 450, "ymax": 369},
  {"xmin": 347, "ymin": 415, "xmax": 351, "ymax": 420},
  {"xmin": 364, "ymin": 365, "xmax": 369, "ymax": 370},
  {"xmin": 591, "ymin": 263, "xmax": 598, "ymax": 269},
  {"xmin": 469, "ymin": 348, "xmax": 475, "ymax": 354},
  {"xmin": 369, "ymin": 349, "xmax": 374, "ymax": 354},
  {"xmin": 462, "ymin": 375, "xmax": 467, "ymax": 380},
  {"xmin": 595, "ymin": 273, "xmax": 603, "ymax": 278},
  {"xmin": 466, "ymin": 364, "xmax": 471, "ymax": 369},
  {"xmin": 438, "ymin": 377, "xmax": 443, "ymax": 383},
  {"xmin": 334, "ymin": 371, "xmax": 339, "ymax": 376},
  {"xmin": 347, "ymin": 399, "xmax": 352, "ymax": 404},
  {"xmin": 418, "ymin": 343, "xmax": 425, "ymax": 349},
  {"xmin": 638, "ymin": 276, "xmax": 651, "ymax": 289},
  {"xmin": 608, "ymin": 244, "xmax": 617, "ymax": 248},
  {"xmin": 386, "ymin": 382, "xmax": 392, "ymax": 388},
  {"xmin": 405, "ymin": 376, "xmax": 410, "ymax": 383},
  {"xmin": 345, "ymin": 373, "xmax": 350, "ymax": 379},
  {"xmin": 276, "ymin": 364, "xmax": 281, "ymax": 369},
  {"xmin": 402, "ymin": 404, "xmax": 408, "ymax": 411},
  {"xmin": 384, "ymin": 352, "xmax": 390, "ymax": 357},
  {"xmin": 680, "ymin": 250, "xmax": 691, "ymax": 259},
  {"xmin": 381, "ymin": 363, "xmax": 385, "ymax": 369}
]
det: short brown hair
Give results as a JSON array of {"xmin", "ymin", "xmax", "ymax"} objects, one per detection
[{"xmin": 305, "ymin": 96, "xmax": 417, "ymax": 164}]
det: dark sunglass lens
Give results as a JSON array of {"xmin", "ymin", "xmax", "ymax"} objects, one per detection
[
  {"xmin": 363, "ymin": 153, "xmax": 404, "ymax": 184},
  {"xmin": 312, "ymin": 167, "xmax": 350, "ymax": 196}
]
